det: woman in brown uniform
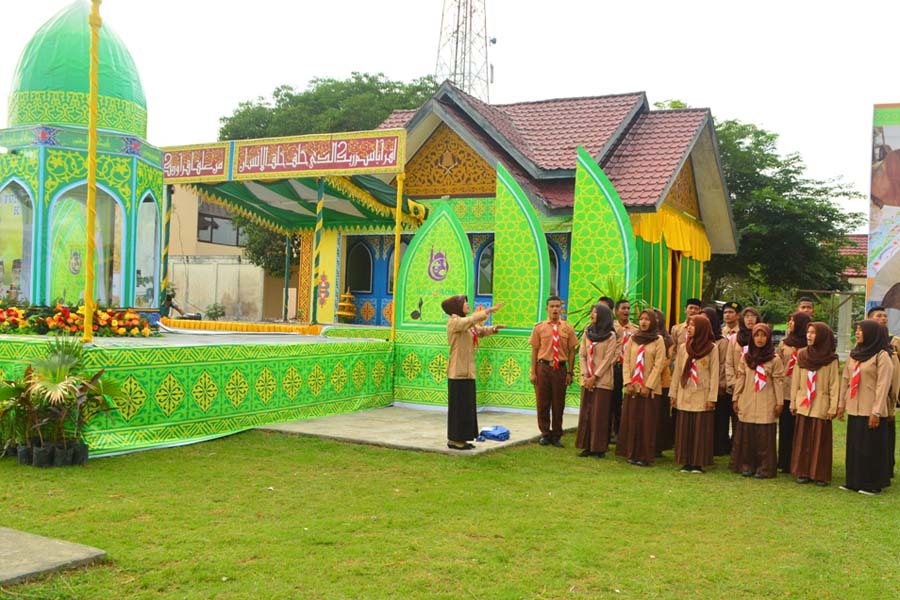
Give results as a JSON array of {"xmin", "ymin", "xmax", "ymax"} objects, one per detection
[
  {"xmin": 722, "ymin": 307, "xmax": 761, "ymax": 455},
  {"xmin": 442, "ymin": 295, "xmax": 504, "ymax": 450},
  {"xmin": 790, "ymin": 321, "xmax": 840, "ymax": 486},
  {"xmin": 731, "ymin": 323, "xmax": 784, "ymax": 479},
  {"xmin": 618, "ymin": 309, "xmax": 666, "ymax": 466},
  {"xmin": 840, "ymin": 319, "xmax": 893, "ymax": 494},
  {"xmin": 776, "ymin": 311, "xmax": 812, "ymax": 472},
  {"xmin": 670, "ymin": 313, "xmax": 719, "ymax": 473},
  {"xmin": 654, "ymin": 309, "xmax": 676, "ymax": 456},
  {"xmin": 576, "ymin": 303, "xmax": 618, "ymax": 458}
]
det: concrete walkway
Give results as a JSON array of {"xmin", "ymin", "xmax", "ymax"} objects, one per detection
[
  {"xmin": 259, "ymin": 405, "xmax": 578, "ymax": 455},
  {"xmin": 0, "ymin": 527, "xmax": 106, "ymax": 586}
]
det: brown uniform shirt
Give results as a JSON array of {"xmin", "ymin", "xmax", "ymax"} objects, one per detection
[
  {"xmin": 579, "ymin": 335, "xmax": 618, "ymax": 390},
  {"xmin": 733, "ymin": 356, "xmax": 785, "ymax": 424},
  {"xmin": 614, "ymin": 320, "xmax": 638, "ymax": 364},
  {"xmin": 622, "ymin": 336, "xmax": 666, "ymax": 395},
  {"xmin": 789, "ymin": 360, "xmax": 840, "ymax": 420},
  {"xmin": 446, "ymin": 310, "xmax": 496, "ymax": 379},
  {"xmin": 840, "ymin": 351, "xmax": 893, "ymax": 417},
  {"xmin": 671, "ymin": 322, "xmax": 688, "ymax": 352},
  {"xmin": 725, "ymin": 338, "xmax": 750, "ymax": 390},
  {"xmin": 777, "ymin": 341, "xmax": 803, "ymax": 401},
  {"xmin": 670, "ymin": 345, "xmax": 720, "ymax": 412},
  {"xmin": 529, "ymin": 319, "xmax": 578, "ymax": 373}
]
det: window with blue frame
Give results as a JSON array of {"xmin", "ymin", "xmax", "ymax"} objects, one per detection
[
  {"xmin": 346, "ymin": 242, "xmax": 373, "ymax": 293},
  {"xmin": 477, "ymin": 241, "xmax": 493, "ymax": 296}
]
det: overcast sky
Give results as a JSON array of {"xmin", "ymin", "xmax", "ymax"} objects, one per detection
[{"xmin": 1, "ymin": 0, "xmax": 894, "ymax": 227}]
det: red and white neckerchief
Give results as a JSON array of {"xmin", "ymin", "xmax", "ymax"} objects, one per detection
[
  {"xmin": 850, "ymin": 361, "xmax": 861, "ymax": 399},
  {"xmin": 727, "ymin": 330, "xmax": 737, "ymax": 343},
  {"xmin": 689, "ymin": 358, "xmax": 699, "ymax": 385},
  {"xmin": 631, "ymin": 344, "xmax": 646, "ymax": 386},
  {"xmin": 753, "ymin": 364, "xmax": 767, "ymax": 392},
  {"xmin": 802, "ymin": 370, "xmax": 817, "ymax": 408},
  {"xmin": 551, "ymin": 324, "xmax": 560, "ymax": 370},
  {"xmin": 786, "ymin": 350, "xmax": 798, "ymax": 377},
  {"xmin": 618, "ymin": 330, "xmax": 633, "ymax": 364},
  {"xmin": 470, "ymin": 327, "xmax": 479, "ymax": 350},
  {"xmin": 586, "ymin": 342, "xmax": 597, "ymax": 378},
  {"xmin": 741, "ymin": 345, "xmax": 749, "ymax": 358}
]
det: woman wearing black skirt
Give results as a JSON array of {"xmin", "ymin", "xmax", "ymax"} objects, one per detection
[
  {"xmin": 840, "ymin": 320, "xmax": 893, "ymax": 495},
  {"xmin": 442, "ymin": 295, "xmax": 504, "ymax": 450}
]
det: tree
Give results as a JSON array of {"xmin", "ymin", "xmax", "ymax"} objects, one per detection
[{"xmin": 217, "ymin": 73, "xmax": 438, "ymax": 276}]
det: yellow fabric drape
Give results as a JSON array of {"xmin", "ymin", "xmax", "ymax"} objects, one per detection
[{"xmin": 630, "ymin": 205, "xmax": 711, "ymax": 262}]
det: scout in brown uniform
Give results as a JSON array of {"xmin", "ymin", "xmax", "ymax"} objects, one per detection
[
  {"xmin": 618, "ymin": 309, "xmax": 666, "ymax": 466},
  {"xmin": 654, "ymin": 309, "xmax": 676, "ymax": 455},
  {"xmin": 776, "ymin": 311, "xmax": 812, "ymax": 472},
  {"xmin": 722, "ymin": 306, "xmax": 760, "ymax": 456},
  {"xmin": 442, "ymin": 296, "xmax": 504, "ymax": 450},
  {"xmin": 868, "ymin": 306, "xmax": 900, "ymax": 481},
  {"xmin": 575, "ymin": 303, "xmax": 618, "ymax": 458},
  {"xmin": 789, "ymin": 322, "xmax": 840, "ymax": 485},
  {"xmin": 839, "ymin": 320, "xmax": 894, "ymax": 495},
  {"xmin": 670, "ymin": 313, "xmax": 719, "ymax": 473},
  {"xmin": 670, "ymin": 298, "xmax": 702, "ymax": 353},
  {"xmin": 721, "ymin": 301, "xmax": 741, "ymax": 341},
  {"xmin": 731, "ymin": 323, "xmax": 784, "ymax": 479},
  {"xmin": 529, "ymin": 295, "xmax": 578, "ymax": 447},
  {"xmin": 611, "ymin": 299, "xmax": 638, "ymax": 441},
  {"xmin": 796, "ymin": 297, "xmax": 815, "ymax": 317}
]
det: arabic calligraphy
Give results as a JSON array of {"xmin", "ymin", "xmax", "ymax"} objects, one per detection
[
  {"xmin": 235, "ymin": 136, "xmax": 399, "ymax": 178},
  {"xmin": 163, "ymin": 147, "xmax": 228, "ymax": 180}
]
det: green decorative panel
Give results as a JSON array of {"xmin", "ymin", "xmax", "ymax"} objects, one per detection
[
  {"xmin": 9, "ymin": 91, "xmax": 147, "ymax": 138},
  {"xmin": 492, "ymin": 164, "xmax": 549, "ymax": 329},
  {"xmin": 97, "ymin": 154, "xmax": 133, "ymax": 211},
  {"xmin": 395, "ymin": 202, "xmax": 473, "ymax": 330},
  {"xmin": 322, "ymin": 327, "xmax": 390, "ymax": 340},
  {"xmin": 0, "ymin": 338, "xmax": 394, "ymax": 456},
  {"xmin": 569, "ymin": 146, "xmax": 638, "ymax": 316},
  {"xmin": 418, "ymin": 197, "xmax": 571, "ymax": 232},
  {"xmin": 634, "ymin": 236, "xmax": 670, "ymax": 320},
  {"xmin": 678, "ymin": 256, "xmax": 703, "ymax": 322},
  {"xmin": 43, "ymin": 148, "xmax": 86, "ymax": 204},
  {"xmin": 136, "ymin": 160, "xmax": 164, "ymax": 206},
  {"xmin": 0, "ymin": 151, "xmax": 40, "ymax": 200}
]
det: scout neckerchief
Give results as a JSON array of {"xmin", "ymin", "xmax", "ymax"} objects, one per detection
[
  {"xmin": 786, "ymin": 350, "xmax": 798, "ymax": 377},
  {"xmin": 754, "ymin": 364, "xmax": 767, "ymax": 392},
  {"xmin": 850, "ymin": 360, "xmax": 861, "ymax": 399},
  {"xmin": 689, "ymin": 359, "xmax": 699, "ymax": 385},
  {"xmin": 471, "ymin": 327, "xmax": 479, "ymax": 350},
  {"xmin": 802, "ymin": 370, "xmax": 816, "ymax": 408},
  {"xmin": 631, "ymin": 344, "xmax": 646, "ymax": 386},
  {"xmin": 586, "ymin": 341, "xmax": 597, "ymax": 378},
  {"xmin": 552, "ymin": 323, "xmax": 560, "ymax": 370}
]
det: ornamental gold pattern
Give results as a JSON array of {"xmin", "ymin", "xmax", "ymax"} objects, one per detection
[
  {"xmin": 255, "ymin": 367, "xmax": 276, "ymax": 405},
  {"xmin": 663, "ymin": 157, "xmax": 700, "ymax": 218},
  {"xmin": 226, "ymin": 369, "xmax": 249, "ymax": 408},
  {"xmin": 404, "ymin": 124, "xmax": 496, "ymax": 197},
  {"xmin": 192, "ymin": 370, "xmax": 218, "ymax": 412},
  {"xmin": 117, "ymin": 375, "xmax": 147, "ymax": 421}
]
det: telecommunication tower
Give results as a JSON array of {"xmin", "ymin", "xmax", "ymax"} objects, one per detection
[{"xmin": 435, "ymin": 0, "xmax": 494, "ymax": 102}]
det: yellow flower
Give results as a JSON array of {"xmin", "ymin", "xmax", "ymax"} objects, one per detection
[
  {"xmin": 130, "ymin": 327, "xmax": 139, "ymax": 336},
  {"xmin": 117, "ymin": 327, "xmax": 126, "ymax": 335},
  {"xmin": 142, "ymin": 327, "xmax": 150, "ymax": 337},
  {"xmin": 111, "ymin": 319, "xmax": 118, "ymax": 327}
]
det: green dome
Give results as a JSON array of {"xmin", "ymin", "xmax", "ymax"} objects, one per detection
[{"xmin": 8, "ymin": 0, "xmax": 147, "ymax": 137}]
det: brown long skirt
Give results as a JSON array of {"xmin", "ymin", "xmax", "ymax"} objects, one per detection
[
  {"xmin": 790, "ymin": 414, "xmax": 833, "ymax": 482},
  {"xmin": 655, "ymin": 389, "xmax": 675, "ymax": 453},
  {"xmin": 616, "ymin": 393, "xmax": 658, "ymax": 464},
  {"xmin": 731, "ymin": 422, "xmax": 777, "ymax": 478},
  {"xmin": 674, "ymin": 410, "xmax": 714, "ymax": 467},
  {"xmin": 576, "ymin": 388, "xmax": 612, "ymax": 453}
]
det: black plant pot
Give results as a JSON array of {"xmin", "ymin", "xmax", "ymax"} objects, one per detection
[
  {"xmin": 53, "ymin": 444, "xmax": 74, "ymax": 467},
  {"xmin": 32, "ymin": 445, "xmax": 54, "ymax": 468},
  {"xmin": 72, "ymin": 442, "xmax": 89, "ymax": 466},
  {"xmin": 17, "ymin": 445, "xmax": 32, "ymax": 466},
  {"xmin": 3, "ymin": 446, "xmax": 17, "ymax": 458}
]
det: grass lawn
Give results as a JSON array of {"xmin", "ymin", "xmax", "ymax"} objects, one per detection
[{"xmin": 1, "ymin": 422, "xmax": 898, "ymax": 599}]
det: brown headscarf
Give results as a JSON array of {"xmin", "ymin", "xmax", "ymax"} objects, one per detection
[
  {"xmin": 441, "ymin": 294, "xmax": 467, "ymax": 317},
  {"xmin": 654, "ymin": 309, "xmax": 674, "ymax": 351},
  {"xmin": 701, "ymin": 306, "xmax": 723, "ymax": 341},
  {"xmin": 850, "ymin": 319, "xmax": 888, "ymax": 363},
  {"xmin": 744, "ymin": 323, "xmax": 776, "ymax": 369},
  {"xmin": 680, "ymin": 313, "xmax": 716, "ymax": 386},
  {"xmin": 736, "ymin": 307, "xmax": 762, "ymax": 347},
  {"xmin": 631, "ymin": 309, "xmax": 660, "ymax": 345},
  {"xmin": 797, "ymin": 321, "xmax": 838, "ymax": 371},
  {"xmin": 782, "ymin": 311, "xmax": 812, "ymax": 350},
  {"xmin": 585, "ymin": 303, "xmax": 615, "ymax": 343}
]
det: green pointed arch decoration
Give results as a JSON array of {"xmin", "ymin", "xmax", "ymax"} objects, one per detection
[
  {"xmin": 492, "ymin": 164, "xmax": 550, "ymax": 328},
  {"xmin": 569, "ymin": 146, "xmax": 638, "ymax": 317},
  {"xmin": 395, "ymin": 201, "xmax": 473, "ymax": 330}
]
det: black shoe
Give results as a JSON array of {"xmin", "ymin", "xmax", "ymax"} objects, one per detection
[
  {"xmin": 753, "ymin": 472, "xmax": 769, "ymax": 479},
  {"xmin": 814, "ymin": 480, "xmax": 829, "ymax": 487},
  {"xmin": 679, "ymin": 465, "xmax": 692, "ymax": 473},
  {"xmin": 593, "ymin": 452, "xmax": 606, "ymax": 458},
  {"xmin": 551, "ymin": 439, "xmax": 563, "ymax": 448},
  {"xmin": 538, "ymin": 436, "xmax": 551, "ymax": 446},
  {"xmin": 635, "ymin": 460, "xmax": 649, "ymax": 467},
  {"xmin": 627, "ymin": 458, "xmax": 637, "ymax": 465},
  {"xmin": 577, "ymin": 450, "xmax": 591, "ymax": 458},
  {"xmin": 742, "ymin": 470, "xmax": 754, "ymax": 478},
  {"xmin": 690, "ymin": 466, "xmax": 705, "ymax": 474},
  {"xmin": 447, "ymin": 442, "xmax": 473, "ymax": 451},
  {"xmin": 796, "ymin": 477, "xmax": 811, "ymax": 484}
]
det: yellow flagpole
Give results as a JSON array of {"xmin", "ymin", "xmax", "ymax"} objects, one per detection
[
  {"xmin": 390, "ymin": 174, "xmax": 405, "ymax": 341},
  {"xmin": 82, "ymin": 0, "xmax": 102, "ymax": 344}
]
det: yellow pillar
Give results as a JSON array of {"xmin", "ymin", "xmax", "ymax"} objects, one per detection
[
  {"xmin": 390, "ymin": 174, "xmax": 405, "ymax": 341},
  {"xmin": 82, "ymin": 0, "xmax": 102, "ymax": 344}
]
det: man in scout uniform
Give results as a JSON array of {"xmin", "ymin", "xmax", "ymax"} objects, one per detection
[
  {"xmin": 721, "ymin": 301, "xmax": 741, "ymax": 343},
  {"xmin": 671, "ymin": 298, "xmax": 702, "ymax": 351},
  {"xmin": 530, "ymin": 296, "xmax": 578, "ymax": 447}
]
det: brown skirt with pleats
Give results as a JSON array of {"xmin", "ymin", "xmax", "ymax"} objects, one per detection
[
  {"xmin": 731, "ymin": 422, "xmax": 777, "ymax": 478},
  {"xmin": 616, "ymin": 393, "xmax": 658, "ymax": 464},
  {"xmin": 576, "ymin": 388, "xmax": 612, "ymax": 453},
  {"xmin": 790, "ymin": 414, "xmax": 833, "ymax": 482},
  {"xmin": 674, "ymin": 409, "xmax": 714, "ymax": 467}
]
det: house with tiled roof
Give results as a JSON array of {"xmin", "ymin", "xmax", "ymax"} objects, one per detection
[
  {"xmin": 342, "ymin": 81, "xmax": 736, "ymax": 327},
  {"xmin": 840, "ymin": 233, "xmax": 867, "ymax": 291}
]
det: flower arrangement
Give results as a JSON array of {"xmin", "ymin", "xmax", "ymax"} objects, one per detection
[{"xmin": 0, "ymin": 303, "xmax": 153, "ymax": 337}]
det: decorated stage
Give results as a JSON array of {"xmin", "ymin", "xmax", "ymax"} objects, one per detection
[{"xmin": 0, "ymin": 332, "xmax": 394, "ymax": 456}]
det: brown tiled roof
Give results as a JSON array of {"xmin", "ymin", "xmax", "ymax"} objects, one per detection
[
  {"xmin": 602, "ymin": 110, "xmax": 709, "ymax": 208},
  {"xmin": 841, "ymin": 234, "xmax": 867, "ymax": 277},
  {"xmin": 378, "ymin": 109, "xmax": 417, "ymax": 130}
]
